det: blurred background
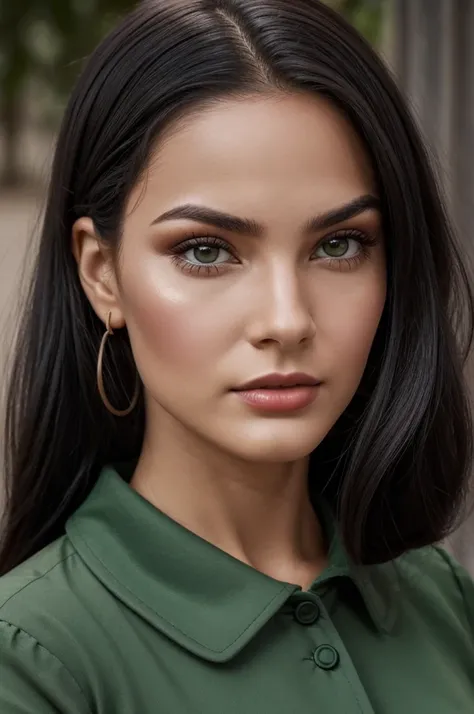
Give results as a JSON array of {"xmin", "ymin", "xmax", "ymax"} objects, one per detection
[{"xmin": 0, "ymin": 0, "xmax": 472, "ymax": 572}]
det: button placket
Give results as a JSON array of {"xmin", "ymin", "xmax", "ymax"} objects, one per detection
[{"xmin": 303, "ymin": 597, "xmax": 377, "ymax": 713}]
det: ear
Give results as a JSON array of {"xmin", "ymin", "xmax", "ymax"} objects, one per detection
[{"xmin": 72, "ymin": 217, "xmax": 125, "ymax": 329}]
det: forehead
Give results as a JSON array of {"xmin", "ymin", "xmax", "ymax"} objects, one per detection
[{"xmin": 128, "ymin": 93, "xmax": 376, "ymax": 224}]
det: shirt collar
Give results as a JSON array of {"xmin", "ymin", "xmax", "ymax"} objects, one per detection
[{"xmin": 66, "ymin": 466, "xmax": 398, "ymax": 662}]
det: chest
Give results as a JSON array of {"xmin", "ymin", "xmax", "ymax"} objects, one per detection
[{"xmin": 82, "ymin": 596, "xmax": 474, "ymax": 714}]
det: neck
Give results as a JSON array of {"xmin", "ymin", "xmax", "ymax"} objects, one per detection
[{"xmin": 130, "ymin": 417, "xmax": 328, "ymax": 589}]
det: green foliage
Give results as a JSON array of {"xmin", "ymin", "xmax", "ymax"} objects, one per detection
[
  {"xmin": 0, "ymin": 0, "xmax": 135, "ymax": 183},
  {"xmin": 0, "ymin": 0, "xmax": 135, "ymax": 98},
  {"xmin": 326, "ymin": 0, "xmax": 385, "ymax": 47}
]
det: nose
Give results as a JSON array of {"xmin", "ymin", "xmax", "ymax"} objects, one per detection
[{"xmin": 247, "ymin": 263, "xmax": 316, "ymax": 351}]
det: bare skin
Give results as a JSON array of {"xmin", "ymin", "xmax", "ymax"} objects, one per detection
[{"xmin": 72, "ymin": 92, "xmax": 386, "ymax": 589}]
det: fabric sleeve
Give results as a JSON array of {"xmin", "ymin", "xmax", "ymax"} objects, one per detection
[{"xmin": 0, "ymin": 620, "xmax": 91, "ymax": 714}]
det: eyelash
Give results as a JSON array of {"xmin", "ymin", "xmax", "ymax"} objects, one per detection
[{"xmin": 169, "ymin": 230, "xmax": 378, "ymax": 276}]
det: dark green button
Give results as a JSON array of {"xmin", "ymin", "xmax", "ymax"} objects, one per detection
[
  {"xmin": 294, "ymin": 601, "xmax": 320, "ymax": 625},
  {"xmin": 313, "ymin": 645, "xmax": 339, "ymax": 670}
]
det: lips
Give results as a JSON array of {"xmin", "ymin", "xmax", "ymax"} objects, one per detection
[{"xmin": 234, "ymin": 372, "xmax": 321, "ymax": 391}]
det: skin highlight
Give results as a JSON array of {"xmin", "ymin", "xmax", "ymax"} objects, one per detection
[{"xmin": 72, "ymin": 92, "xmax": 386, "ymax": 589}]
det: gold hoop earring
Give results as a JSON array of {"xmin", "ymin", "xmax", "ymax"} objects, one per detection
[{"xmin": 97, "ymin": 312, "xmax": 140, "ymax": 417}]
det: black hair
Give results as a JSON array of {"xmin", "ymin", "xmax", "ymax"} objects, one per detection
[{"xmin": 1, "ymin": 0, "xmax": 472, "ymax": 574}]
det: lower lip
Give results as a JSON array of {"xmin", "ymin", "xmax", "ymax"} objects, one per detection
[{"xmin": 233, "ymin": 386, "xmax": 320, "ymax": 412}]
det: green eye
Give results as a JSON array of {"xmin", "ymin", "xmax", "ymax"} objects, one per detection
[
  {"xmin": 184, "ymin": 245, "xmax": 231, "ymax": 265},
  {"xmin": 322, "ymin": 237, "xmax": 349, "ymax": 258},
  {"xmin": 313, "ymin": 234, "xmax": 364, "ymax": 261},
  {"xmin": 192, "ymin": 246, "xmax": 220, "ymax": 263}
]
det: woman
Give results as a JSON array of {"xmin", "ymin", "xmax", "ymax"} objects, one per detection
[{"xmin": 1, "ymin": 0, "xmax": 473, "ymax": 711}]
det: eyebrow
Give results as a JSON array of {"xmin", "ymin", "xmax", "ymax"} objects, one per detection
[{"xmin": 150, "ymin": 194, "xmax": 381, "ymax": 236}]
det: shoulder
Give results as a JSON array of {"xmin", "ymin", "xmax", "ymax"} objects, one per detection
[
  {"xmin": 0, "ymin": 536, "xmax": 87, "ymax": 627},
  {"xmin": 0, "ymin": 536, "xmax": 77, "ymax": 610},
  {"xmin": 394, "ymin": 544, "xmax": 474, "ymax": 635},
  {"xmin": 0, "ymin": 534, "xmax": 109, "ymax": 654},
  {"xmin": 0, "ymin": 537, "xmax": 93, "ymax": 712}
]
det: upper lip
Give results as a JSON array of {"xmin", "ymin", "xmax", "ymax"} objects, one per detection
[{"xmin": 234, "ymin": 372, "xmax": 321, "ymax": 390}]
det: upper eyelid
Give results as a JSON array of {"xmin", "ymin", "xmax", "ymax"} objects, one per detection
[
  {"xmin": 170, "ymin": 235, "xmax": 233, "ymax": 253},
  {"xmin": 174, "ymin": 234, "xmax": 230, "ymax": 247},
  {"xmin": 175, "ymin": 227, "xmax": 369, "ymax": 245}
]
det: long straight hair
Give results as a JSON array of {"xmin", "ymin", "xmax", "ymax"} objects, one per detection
[{"xmin": 1, "ymin": 0, "xmax": 473, "ymax": 573}]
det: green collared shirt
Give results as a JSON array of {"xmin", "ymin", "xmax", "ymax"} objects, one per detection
[{"xmin": 1, "ymin": 466, "xmax": 473, "ymax": 713}]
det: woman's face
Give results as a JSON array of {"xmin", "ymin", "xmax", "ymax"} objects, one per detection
[{"xmin": 77, "ymin": 93, "xmax": 386, "ymax": 462}]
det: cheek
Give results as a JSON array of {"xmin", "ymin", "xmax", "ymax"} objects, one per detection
[
  {"xmin": 119, "ymin": 263, "xmax": 237, "ymax": 377},
  {"xmin": 317, "ymin": 271, "xmax": 386, "ymax": 373}
]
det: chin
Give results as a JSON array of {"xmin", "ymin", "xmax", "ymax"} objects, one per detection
[{"xmin": 220, "ymin": 422, "xmax": 329, "ymax": 463}]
